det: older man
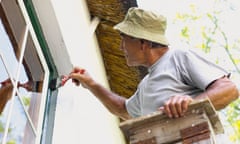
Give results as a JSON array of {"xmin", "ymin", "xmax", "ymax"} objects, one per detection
[{"xmin": 69, "ymin": 7, "xmax": 239, "ymax": 120}]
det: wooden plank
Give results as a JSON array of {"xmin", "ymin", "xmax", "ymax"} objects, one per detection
[
  {"xmin": 120, "ymin": 99, "xmax": 223, "ymax": 134},
  {"xmin": 128, "ymin": 112, "xmax": 210, "ymax": 143},
  {"xmin": 180, "ymin": 122, "xmax": 210, "ymax": 139},
  {"xmin": 120, "ymin": 99, "xmax": 224, "ymax": 144},
  {"xmin": 132, "ymin": 137, "xmax": 157, "ymax": 144},
  {"xmin": 182, "ymin": 131, "xmax": 211, "ymax": 144}
]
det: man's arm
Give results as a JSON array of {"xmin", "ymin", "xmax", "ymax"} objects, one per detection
[
  {"xmin": 69, "ymin": 67, "xmax": 132, "ymax": 120},
  {"xmin": 87, "ymin": 81, "xmax": 132, "ymax": 120},
  {"xmin": 161, "ymin": 76, "xmax": 239, "ymax": 118},
  {"xmin": 195, "ymin": 75, "xmax": 239, "ymax": 110}
]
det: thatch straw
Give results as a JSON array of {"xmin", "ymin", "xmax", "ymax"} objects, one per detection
[
  {"xmin": 86, "ymin": 0, "xmax": 140, "ymax": 97},
  {"xmin": 97, "ymin": 21, "xmax": 140, "ymax": 97},
  {"xmin": 86, "ymin": 0, "xmax": 137, "ymax": 23}
]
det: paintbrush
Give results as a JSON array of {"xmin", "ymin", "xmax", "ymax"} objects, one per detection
[
  {"xmin": 49, "ymin": 75, "xmax": 69, "ymax": 91},
  {"xmin": 49, "ymin": 69, "xmax": 85, "ymax": 91}
]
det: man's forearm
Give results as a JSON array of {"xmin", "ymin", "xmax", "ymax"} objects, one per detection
[
  {"xmin": 87, "ymin": 81, "xmax": 131, "ymax": 120},
  {"xmin": 195, "ymin": 76, "xmax": 239, "ymax": 110}
]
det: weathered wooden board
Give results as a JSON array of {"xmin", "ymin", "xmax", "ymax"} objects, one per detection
[{"xmin": 120, "ymin": 99, "xmax": 224, "ymax": 144}]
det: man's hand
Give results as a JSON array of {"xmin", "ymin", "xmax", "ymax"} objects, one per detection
[
  {"xmin": 69, "ymin": 67, "xmax": 94, "ymax": 89},
  {"xmin": 159, "ymin": 95, "xmax": 193, "ymax": 118}
]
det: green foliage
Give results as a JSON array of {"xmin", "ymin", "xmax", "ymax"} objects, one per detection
[
  {"xmin": 233, "ymin": 58, "xmax": 240, "ymax": 64},
  {"xmin": 22, "ymin": 96, "xmax": 31, "ymax": 106},
  {"xmin": 7, "ymin": 140, "xmax": 16, "ymax": 144},
  {"xmin": 0, "ymin": 121, "xmax": 4, "ymax": 133},
  {"xmin": 226, "ymin": 99, "xmax": 240, "ymax": 142},
  {"xmin": 180, "ymin": 26, "xmax": 190, "ymax": 40},
  {"xmin": 174, "ymin": 0, "xmax": 240, "ymax": 142}
]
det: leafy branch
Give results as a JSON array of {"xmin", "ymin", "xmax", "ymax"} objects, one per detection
[
  {"xmin": 207, "ymin": 13, "xmax": 240, "ymax": 73},
  {"xmin": 174, "ymin": 1, "xmax": 240, "ymax": 142}
]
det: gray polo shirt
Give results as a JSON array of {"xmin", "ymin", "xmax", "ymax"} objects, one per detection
[{"xmin": 126, "ymin": 48, "xmax": 228, "ymax": 118}]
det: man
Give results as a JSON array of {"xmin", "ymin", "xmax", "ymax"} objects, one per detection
[{"xmin": 69, "ymin": 7, "xmax": 239, "ymax": 120}]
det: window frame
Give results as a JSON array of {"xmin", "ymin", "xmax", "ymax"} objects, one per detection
[
  {"xmin": 23, "ymin": 0, "xmax": 59, "ymax": 144},
  {"xmin": 0, "ymin": 0, "xmax": 58, "ymax": 143}
]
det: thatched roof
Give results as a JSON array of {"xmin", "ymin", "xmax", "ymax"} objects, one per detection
[{"xmin": 86, "ymin": 0, "xmax": 147, "ymax": 98}]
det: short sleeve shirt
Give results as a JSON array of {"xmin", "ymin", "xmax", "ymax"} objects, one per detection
[{"xmin": 125, "ymin": 48, "xmax": 228, "ymax": 118}]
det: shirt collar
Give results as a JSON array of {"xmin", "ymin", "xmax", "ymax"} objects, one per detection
[{"xmin": 148, "ymin": 48, "xmax": 172, "ymax": 73}]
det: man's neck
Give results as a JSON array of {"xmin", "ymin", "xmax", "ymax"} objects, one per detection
[{"xmin": 147, "ymin": 47, "xmax": 169, "ymax": 67}]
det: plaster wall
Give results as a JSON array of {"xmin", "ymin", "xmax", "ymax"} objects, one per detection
[{"xmin": 32, "ymin": 0, "xmax": 125, "ymax": 143}]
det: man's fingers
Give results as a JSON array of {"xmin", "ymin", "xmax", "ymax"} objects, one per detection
[
  {"xmin": 168, "ymin": 97, "xmax": 179, "ymax": 118},
  {"xmin": 163, "ymin": 95, "xmax": 193, "ymax": 118},
  {"xmin": 70, "ymin": 67, "xmax": 84, "ymax": 74},
  {"xmin": 72, "ymin": 79, "xmax": 80, "ymax": 86},
  {"xmin": 182, "ymin": 96, "xmax": 193, "ymax": 113},
  {"xmin": 69, "ymin": 73, "xmax": 82, "ymax": 86},
  {"xmin": 164, "ymin": 100, "xmax": 172, "ymax": 118},
  {"xmin": 176, "ymin": 97, "xmax": 184, "ymax": 116}
]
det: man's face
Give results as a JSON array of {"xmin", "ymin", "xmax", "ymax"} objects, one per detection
[{"xmin": 120, "ymin": 34, "xmax": 145, "ymax": 66}]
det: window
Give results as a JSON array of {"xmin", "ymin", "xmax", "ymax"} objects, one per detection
[{"xmin": 0, "ymin": 0, "xmax": 49, "ymax": 143}]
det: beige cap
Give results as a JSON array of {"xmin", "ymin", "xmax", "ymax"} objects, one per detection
[{"xmin": 114, "ymin": 7, "xmax": 169, "ymax": 45}]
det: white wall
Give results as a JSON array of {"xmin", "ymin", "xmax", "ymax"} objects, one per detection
[{"xmin": 32, "ymin": 0, "xmax": 125, "ymax": 143}]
